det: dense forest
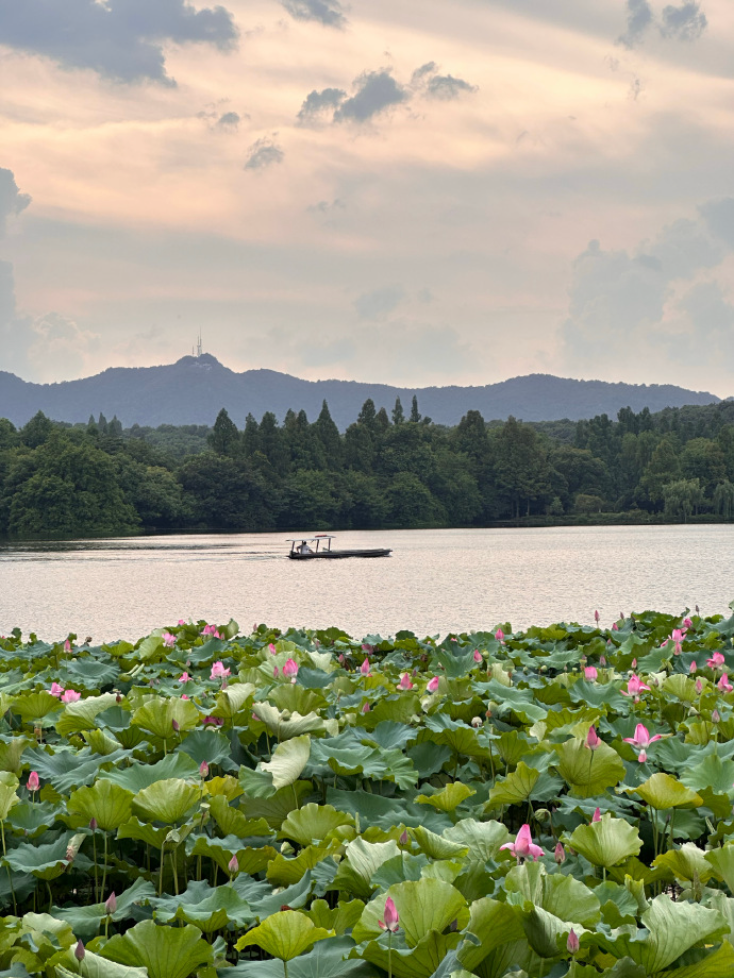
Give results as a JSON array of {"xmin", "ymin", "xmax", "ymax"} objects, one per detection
[{"xmin": 1, "ymin": 394, "xmax": 734, "ymax": 539}]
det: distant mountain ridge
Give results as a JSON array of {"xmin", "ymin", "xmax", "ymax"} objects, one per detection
[{"xmin": 0, "ymin": 354, "xmax": 722, "ymax": 429}]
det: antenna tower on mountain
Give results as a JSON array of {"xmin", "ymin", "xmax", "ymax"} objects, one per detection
[{"xmin": 195, "ymin": 332, "xmax": 203, "ymax": 357}]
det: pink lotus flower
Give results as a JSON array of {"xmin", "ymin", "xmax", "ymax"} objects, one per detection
[
  {"xmin": 584, "ymin": 666, "xmax": 598, "ymax": 681},
  {"xmin": 567, "ymin": 929, "xmax": 580, "ymax": 954},
  {"xmin": 27, "ymin": 771, "xmax": 40, "ymax": 792},
  {"xmin": 495, "ymin": 628, "xmax": 505, "ymax": 643},
  {"xmin": 105, "ymin": 892, "xmax": 117, "ymax": 914},
  {"xmin": 283, "ymin": 659, "xmax": 299, "ymax": 683},
  {"xmin": 594, "ymin": 610, "xmax": 600, "ymax": 624},
  {"xmin": 360, "ymin": 659, "xmax": 371, "ymax": 676},
  {"xmin": 162, "ymin": 631, "xmax": 176, "ymax": 648},
  {"xmin": 199, "ymin": 761, "xmax": 209, "ymax": 778},
  {"xmin": 228, "ymin": 855, "xmax": 239, "ymax": 875},
  {"xmin": 61, "ymin": 689, "xmax": 80, "ymax": 704},
  {"xmin": 624, "ymin": 723, "xmax": 663, "ymax": 751},
  {"xmin": 708, "ymin": 652, "xmax": 725, "ymax": 670},
  {"xmin": 621, "ymin": 674, "xmax": 650, "ymax": 697},
  {"xmin": 473, "ymin": 650, "xmax": 482, "ymax": 662},
  {"xmin": 398, "ymin": 673, "xmax": 414, "ymax": 691},
  {"xmin": 683, "ymin": 617, "xmax": 693, "ymax": 628},
  {"xmin": 210, "ymin": 661, "xmax": 231, "ymax": 681},
  {"xmin": 690, "ymin": 661, "xmax": 697, "ymax": 674},
  {"xmin": 178, "ymin": 619, "xmax": 186, "ymax": 625},
  {"xmin": 612, "ymin": 622, "xmax": 619, "ymax": 631},
  {"xmin": 48, "ymin": 682, "xmax": 65, "ymax": 698},
  {"xmin": 426, "ymin": 676, "xmax": 440, "ymax": 693},
  {"xmin": 500, "ymin": 824, "xmax": 544, "ymax": 861},
  {"xmin": 361, "ymin": 702, "xmax": 370, "ymax": 713},
  {"xmin": 378, "ymin": 896, "xmax": 400, "ymax": 933},
  {"xmin": 269, "ymin": 643, "xmax": 278, "ymax": 654},
  {"xmin": 179, "ymin": 672, "xmax": 190, "ymax": 683},
  {"xmin": 592, "ymin": 807, "xmax": 601, "ymax": 822},
  {"xmin": 585, "ymin": 727, "xmax": 600, "ymax": 750},
  {"xmin": 554, "ymin": 842, "xmax": 566, "ymax": 864},
  {"xmin": 181, "ymin": 694, "xmax": 190, "ymax": 700},
  {"xmin": 64, "ymin": 639, "xmax": 72, "ymax": 653},
  {"xmin": 718, "ymin": 673, "xmax": 733, "ymax": 693}
]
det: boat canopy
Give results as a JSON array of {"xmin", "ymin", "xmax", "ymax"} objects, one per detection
[{"xmin": 285, "ymin": 536, "xmax": 335, "ymax": 542}]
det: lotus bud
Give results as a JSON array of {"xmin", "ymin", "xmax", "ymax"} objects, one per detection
[
  {"xmin": 592, "ymin": 807, "xmax": 601, "ymax": 823},
  {"xmin": 600, "ymin": 655, "xmax": 606, "ymax": 666},
  {"xmin": 199, "ymin": 761, "xmax": 209, "ymax": 779},
  {"xmin": 228, "ymin": 855, "xmax": 239, "ymax": 875},
  {"xmin": 27, "ymin": 771, "xmax": 39, "ymax": 792},
  {"xmin": 361, "ymin": 702, "xmax": 370, "ymax": 713},
  {"xmin": 534, "ymin": 808, "xmax": 551, "ymax": 824},
  {"xmin": 399, "ymin": 829, "xmax": 409, "ymax": 845},
  {"xmin": 172, "ymin": 719, "xmax": 180, "ymax": 733},
  {"xmin": 690, "ymin": 661, "xmax": 698, "ymax": 673},
  {"xmin": 554, "ymin": 842, "xmax": 566, "ymax": 864},
  {"xmin": 378, "ymin": 896, "xmax": 399, "ymax": 933},
  {"xmin": 495, "ymin": 628, "xmax": 504, "ymax": 642},
  {"xmin": 585, "ymin": 727, "xmax": 600, "ymax": 751},
  {"xmin": 116, "ymin": 693, "xmax": 122, "ymax": 703},
  {"xmin": 567, "ymin": 929, "xmax": 580, "ymax": 954},
  {"xmin": 105, "ymin": 891, "xmax": 117, "ymax": 914},
  {"xmin": 75, "ymin": 940, "xmax": 85, "ymax": 962},
  {"xmin": 426, "ymin": 676, "xmax": 440, "ymax": 693},
  {"xmin": 696, "ymin": 678, "xmax": 703, "ymax": 695},
  {"xmin": 594, "ymin": 610, "xmax": 600, "ymax": 624},
  {"xmin": 631, "ymin": 658, "xmax": 637, "ymax": 669},
  {"xmin": 473, "ymin": 650, "xmax": 482, "ymax": 662},
  {"xmin": 713, "ymin": 709, "xmax": 721, "ymax": 724},
  {"xmin": 89, "ymin": 818, "xmax": 98, "ymax": 832},
  {"xmin": 539, "ymin": 664, "xmax": 548, "ymax": 673}
]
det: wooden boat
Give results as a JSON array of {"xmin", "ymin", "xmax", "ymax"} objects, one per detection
[{"xmin": 287, "ymin": 534, "xmax": 392, "ymax": 560}]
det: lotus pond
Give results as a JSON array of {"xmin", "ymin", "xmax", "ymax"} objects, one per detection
[{"xmin": 3, "ymin": 610, "xmax": 734, "ymax": 978}]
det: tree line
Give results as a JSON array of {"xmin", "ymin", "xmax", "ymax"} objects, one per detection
[{"xmin": 1, "ymin": 394, "xmax": 734, "ymax": 539}]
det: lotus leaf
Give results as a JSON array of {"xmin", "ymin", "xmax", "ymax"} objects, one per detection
[
  {"xmin": 260, "ymin": 734, "xmax": 312, "ymax": 789},
  {"xmin": 278, "ymin": 803, "xmax": 354, "ymax": 845},
  {"xmin": 266, "ymin": 842, "xmax": 340, "ymax": 886},
  {"xmin": 101, "ymin": 919, "xmax": 213, "ymax": 978},
  {"xmin": 211, "ymin": 682, "xmax": 256, "ymax": 721},
  {"xmin": 67, "ymin": 780, "xmax": 134, "ymax": 831},
  {"xmin": 132, "ymin": 778, "xmax": 200, "ymax": 823},
  {"xmin": 628, "ymin": 773, "xmax": 703, "ymax": 810},
  {"xmin": 56, "ymin": 693, "xmax": 119, "ymax": 737},
  {"xmin": 208, "ymin": 796, "xmax": 271, "ymax": 838},
  {"xmin": 556, "ymin": 738, "xmax": 627, "ymax": 797},
  {"xmin": 354, "ymin": 878, "xmax": 470, "ymax": 946},
  {"xmin": 416, "ymin": 783, "xmax": 475, "ymax": 812},
  {"xmin": 569, "ymin": 814, "xmax": 643, "ymax": 870},
  {"xmin": 53, "ymin": 878, "xmax": 155, "ymax": 939},
  {"xmin": 236, "ymin": 910, "xmax": 333, "ymax": 960},
  {"xmin": 331, "ymin": 837, "xmax": 401, "ymax": 899},
  {"xmin": 152, "ymin": 880, "xmax": 254, "ymax": 932},
  {"xmin": 131, "ymin": 697, "xmax": 200, "ymax": 741}
]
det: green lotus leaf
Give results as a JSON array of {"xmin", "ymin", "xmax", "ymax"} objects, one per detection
[
  {"xmin": 208, "ymin": 796, "xmax": 271, "ymax": 838},
  {"xmin": 239, "ymin": 780, "xmax": 311, "ymax": 828},
  {"xmin": 656, "ymin": 940, "xmax": 734, "ymax": 978},
  {"xmin": 176, "ymin": 728, "xmax": 238, "ymax": 773},
  {"xmin": 83, "ymin": 729, "xmax": 125, "ymax": 756},
  {"xmin": 555, "ymin": 739, "xmax": 626, "ymax": 798},
  {"xmin": 653, "ymin": 842, "xmax": 714, "ymax": 884},
  {"xmin": 416, "ymin": 783, "xmax": 475, "ymax": 812},
  {"xmin": 117, "ymin": 816, "xmax": 169, "ymax": 849},
  {"xmin": 100, "ymin": 753, "xmax": 200, "ymax": 792},
  {"xmin": 361, "ymin": 720, "xmax": 417, "ymax": 752},
  {"xmin": 188, "ymin": 835, "xmax": 277, "ymax": 876},
  {"xmin": 131, "ymin": 697, "xmax": 200, "ymax": 741},
  {"xmin": 101, "ymin": 919, "xmax": 213, "ymax": 978},
  {"xmin": 211, "ymin": 683, "xmax": 256, "ymax": 722},
  {"xmin": 4, "ymin": 834, "xmax": 72, "ymax": 880},
  {"xmin": 413, "ymin": 826, "xmax": 469, "ymax": 861},
  {"xmin": 152, "ymin": 880, "xmax": 255, "ymax": 932},
  {"xmin": 627, "ymin": 773, "xmax": 703, "ymax": 810},
  {"xmin": 12, "ymin": 691, "xmax": 62, "ymax": 724},
  {"xmin": 596, "ymin": 895, "xmax": 726, "ymax": 974},
  {"xmin": 0, "ymin": 736, "xmax": 31, "ymax": 775},
  {"xmin": 25, "ymin": 746, "xmax": 128, "ymax": 794},
  {"xmin": 353, "ymin": 878, "xmax": 469, "ymax": 946},
  {"xmin": 705, "ymin": 844, "xmax": 734, "ymax": 894},
  {"xmin": 52, "ymin": 878, "xmax": 156, "ymax": 940},
  {"xmin": 266, "ymin": 842, "xmax": 340, "ymax": 887},
  {"xmin": 278, "ymin": 803, "xmax": 354, "ymax": 846},
  {"xmin": 303, "ymin": 898, "xmax": 364, "ymax": 934},
  {"xmin": 331, "ymin": 838, "xmax": 402, "ymax": 899},
  {"xmin": 355, "ymin": 931, "xmax": 462, "ymax": 978},
  {"xmin": 260, "ymin": 734, "xmax": 311, "ymax": 789},
  {"xmin": 267, "ymin": 684, "xmax": 326, "ymax": 717},
  {"xmin": 235, "ymin": 910, "xmax": 333, "ymax": 960},
  {"xmin": 56, "ymin": 693, "xmax": 119, "ymax": 737},
  {"xmin": 56, "ymin": 955, "xmax": 148, "ymax": 978},
  {"xmin": 487, "ymin": 761, "xmax": 541, "ymax": 807},
  {"xmin": 67, "ymin": 780, "xmax": 134, "ymax": 831},
  {"xmin": 663, "ymin": 674, "xmax": 699, "ymax": 703},
  {"xmin": 680, "ymin": 754, "xmax": 734, "ymax": 795},
  {"xmin": 310, "ymin": 740, "xmax": 418, "ymax": 789},
  {"xmin": 568, "ymin": 814, "xmax": 643, "ymax": 870},
  {"xmin": 456, "ymin": 897, "xmax": 526, "ymax": 973},
  {"xmin": 253, "ymin": 702, "xmax": 324, "ymax": 739},
  {"xmin": 132, "ymin": 778, "xmax": 200, "ymax": 823},
  {"xmin": 219, "ymin": 936, "xmax": 372, "ymax": 977},
  {"xmin": 521, "ymin": 903, "xmax": 587, "ymax": 958},
  {"xmin": 443, "ymin": 819, "xmax": 510, "ymax": 861},
  {"xmin": 0, "ymin": 772, "xmax": 19, "ymax": 821},
  {"xmin": 6, "ymin": 799, "xmax": 61, "ymax": 838}
]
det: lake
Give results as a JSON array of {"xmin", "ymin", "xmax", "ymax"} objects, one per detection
[{"xmin": 1, "ymin": 525, "xmax": 732, "ymax": 642}]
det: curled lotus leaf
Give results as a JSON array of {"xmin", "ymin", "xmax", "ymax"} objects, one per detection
[
  {"xmin": 416, "ymin": 783, "xmax": 475, "ymax": 812},
  {"xmin": 626, "ymin": 773, "xmax": 703, "ymax": 810},
  {"xmin": 259, "ymin": 734, "xmax": 312, "ymax": 789},
  {"xmin": 278, "ymin": 803, "xmax": 355, "ymax": 846},
  {"xmin": 131, "ymin": 697, "xmax": 200, "ymax": 741},
  {"xmin": 235, "ymin": 910, "xmax": 334, "ymax": 960},
  {"xmin": 568, "ymin": 814, "xmax": 643, "ymax": 870}
]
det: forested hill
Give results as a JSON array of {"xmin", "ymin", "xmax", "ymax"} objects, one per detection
[{"xmin": 0, "ymin": 354, "xmax": 721, "ymax": 429}]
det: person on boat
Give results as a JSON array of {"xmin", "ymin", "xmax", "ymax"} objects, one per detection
[{"xmin": 298, "ymin": 541, "xmax": 313, "ymax": 554}]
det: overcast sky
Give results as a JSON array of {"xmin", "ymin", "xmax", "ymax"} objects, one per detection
[{"xmin": 1, "ymin": 0, "xmax": 733, "ymax": 395}]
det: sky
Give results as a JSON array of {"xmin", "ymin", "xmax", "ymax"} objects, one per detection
[{"xmin": 1, "ymin": 0, "xmax": 733, "ymax": 395}]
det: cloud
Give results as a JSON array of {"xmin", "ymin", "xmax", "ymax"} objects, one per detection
[
  {"xmin": 334, "ymin": 71, "xmax": 408, "ymax": 123},
  {"xmin": 216, "ymin": 111, "xmax": 240, "ymax": 129},
  {"xmin": 618, "ymin": 0, "xmax": 654, "ymax": 47},
  {"xmin": 561, "ymin": 203, "xmax": 734, "ymax": 366},
  {"xmin": 280, "ymin": 0, "xmax": 346, "ymax": 28},
  {"xmin": 244, "ymin": 137, "xmax": 284, "ymax": 170},
  {"xmin": 297, "ymin": 87, "xmax": 346, "ymax": 124},
  {"xmin": 354, "ymin": 285, "xmax": 405, "ymax": 320},
  {"xmin": 426, "ymin": 74, "xmax": 478, "ymax": 100},
  {"xmin": 27, "ymin": 312, "xmax": 100, "ymax": 382},
  {"xmin": 0, "ymin": 0, "xmax": 238, "ymax": 85},
  {"xmin": 0, "ymin": 168, "xmax": 31, "ymax": 235},
  {"xmin": 700, "ymin": 198, "xmax": 734, "ymax": 248},
  {"xmin": 661, "ymin": 2, "xmax": 708, "ymax": 40}
]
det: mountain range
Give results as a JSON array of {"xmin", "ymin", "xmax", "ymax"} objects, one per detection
[{"xmin": 0, "ymin": 355, "xmax": 722, "ymax": 430}]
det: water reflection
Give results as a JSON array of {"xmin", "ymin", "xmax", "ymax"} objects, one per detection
[{"xmin": 0, "ymin": 526, "xmax": 732, "ymax": 641}]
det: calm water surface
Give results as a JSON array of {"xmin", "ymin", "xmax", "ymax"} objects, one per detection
[{"xmin": 0, "ymin": 526, "xmax": 732, "ymax": 642}]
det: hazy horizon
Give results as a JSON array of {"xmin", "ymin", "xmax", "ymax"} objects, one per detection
[{"xmin": 1, "ymin": 0, "xmax": 733, "ymax": 395}]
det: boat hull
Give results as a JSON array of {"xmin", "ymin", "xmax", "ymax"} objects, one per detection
[{"xmin": 288, "ymin": 549, "xmax": 392, "ymax": 559}]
